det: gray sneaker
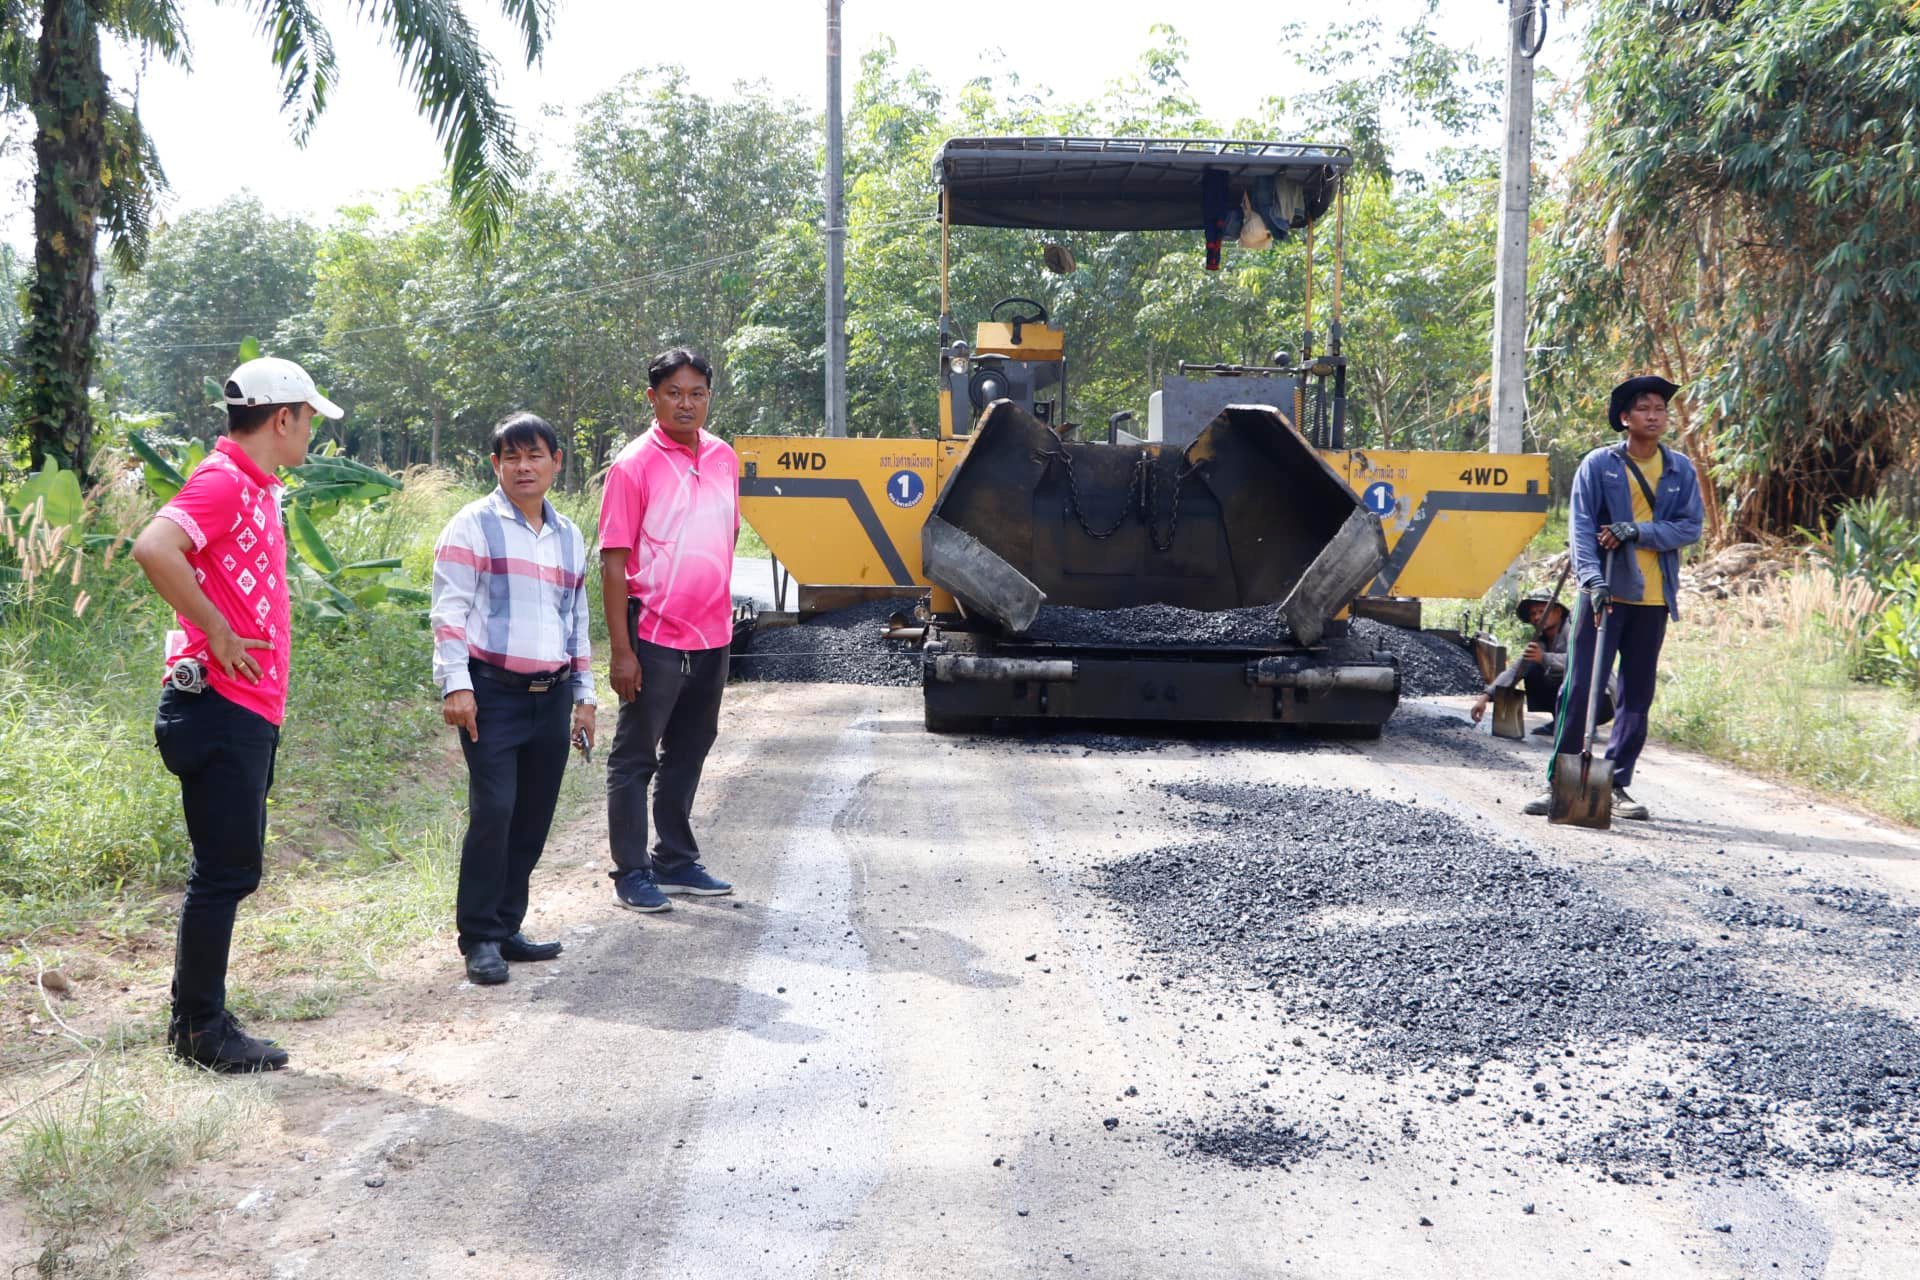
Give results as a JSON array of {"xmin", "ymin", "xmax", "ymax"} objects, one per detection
[
  {"xmin": 1522, "ymin": 792, "xmax": 1553, "ymax": 816},
  {"xmin": 1612, "ymin": 787, "xmax": 1650, "ymax": 820}
]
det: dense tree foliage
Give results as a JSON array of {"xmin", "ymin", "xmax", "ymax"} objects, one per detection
[
  {"xmin": 1542, "ymin": 0, "xmax": 1920, "ymax": 539},
  {"xmin": 12, "ymin": 3, "xmax": 1917, "ymax": 551},
  {"xmin": 0, "ymin": 17, "xmax": 1623, "ymax": 494},
  {"xmin": 106, "ymin": 197, "xmax": 318, "ymax": 433},
  {"xmin": 77, "ymin": 23, "xmax": 1523, "ymax": 486},
  {"xmin": 1, "ymin": 0, "xmax": 549, "ymax": 482}
]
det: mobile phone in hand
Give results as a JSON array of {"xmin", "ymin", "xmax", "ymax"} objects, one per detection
[{"xmin": 573, "ymin": 728, "xmax": 592, "ymax": 763}]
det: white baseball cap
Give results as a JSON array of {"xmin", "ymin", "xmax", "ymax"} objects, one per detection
[{"xmin": 224, "ymin": 356, "xmax": 344, "ymax": 420}]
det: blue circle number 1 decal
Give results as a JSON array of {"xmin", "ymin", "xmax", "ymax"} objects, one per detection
[
  {"xmin": 887, "ymin": 469, "xmax": 926, "ymax": 508},
  {"xmin": 1362, "ymin": 481, "xmax": 1396, "ymax": 516}
]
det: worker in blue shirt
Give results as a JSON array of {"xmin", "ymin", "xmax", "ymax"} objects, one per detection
[{"xmin": 1524, "ymin": 375, "xmax": 1704, "ymax": 821}]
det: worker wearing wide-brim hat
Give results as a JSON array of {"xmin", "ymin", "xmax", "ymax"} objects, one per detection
[
  {"xmin": 1470, "ymin": 591, "xmax": 1615, "ymax": 737},
  {"xmin": 1523, "ymin": 375, "xmax": 1704, "ymax": 821}
]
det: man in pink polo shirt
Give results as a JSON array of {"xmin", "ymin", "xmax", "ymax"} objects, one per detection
[
  {"xmin": 132, "ymin": 356, "xmax": 341, "ymax": 1072},
  {"xmin": 599, "ymin": 348, "xmax": 740, "ymax": 911}
]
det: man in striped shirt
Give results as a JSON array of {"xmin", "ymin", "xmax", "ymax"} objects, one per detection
[{"xmin": 432, "ymin": 413, "xmax": 596, "ymax": 985}]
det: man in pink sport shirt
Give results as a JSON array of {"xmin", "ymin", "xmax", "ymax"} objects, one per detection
[
  {"xmin": 598, "ymin": 348, "xmax": 740, "ymax": 911},
  {"xmin": 132, "ymin": 356, "xmax": 340, "ymax": 1073}
]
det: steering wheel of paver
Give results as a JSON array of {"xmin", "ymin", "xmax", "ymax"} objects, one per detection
[{"xmin": 989, "ymin": 296, "xmax": 1049, "ymax": 327}]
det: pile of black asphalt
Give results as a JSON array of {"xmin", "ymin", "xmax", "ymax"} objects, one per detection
[
  {"xmin": 727, "ymin": 601, "xmax": 920, "ymax": 688},
  {"xmin": 1097, "ymin": 780, "xmax": 1920, "ymax": 1181},
  {"xmin": 1347, "ymin": 618, "xmax": 1486, "ymax": 698},
  {"xmin": 1021, "ymin": 603, "xmax": 1289, "ymax": 649}
]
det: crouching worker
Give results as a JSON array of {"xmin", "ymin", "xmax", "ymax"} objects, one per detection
[
  {"xmin": 1470, "ymin": 594, "xmax": 1614, "ymax": 738},
  {"xmin": 134, "ymin": 357, "xmax": 341, "ymax": 1072},
  {"xmin": 432, "ymin": 414, "xmax": 596, "ymax": 984}
]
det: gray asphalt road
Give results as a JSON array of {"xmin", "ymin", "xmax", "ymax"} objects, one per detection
[{"xmin": 138, "ymin": 686, "xmax": 1920, "ymax": 1280}]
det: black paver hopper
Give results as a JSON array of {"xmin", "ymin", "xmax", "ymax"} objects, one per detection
[{"xmin": 922, "ymin": 400, "xmax": 1385, "ymax": 646}]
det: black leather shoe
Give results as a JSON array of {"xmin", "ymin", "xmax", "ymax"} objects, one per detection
[
  {"xmin": 465, "ymin": 940, "xmax": 509, "ymax": 985},
  {"xmin": 170, "ymin": 1012, "xmax": 290, "ymax": 1074},
  {"xmin": 499, "ymin": 933, "xmax": 563, "ymax": 962}
]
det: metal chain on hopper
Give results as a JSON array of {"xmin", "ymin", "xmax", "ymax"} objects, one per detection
[{"xmin": 1038, "ymin": 442, "xmax": 1204, "ymax": 554}]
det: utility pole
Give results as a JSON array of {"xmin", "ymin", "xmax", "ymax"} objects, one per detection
[
  {"xmin": 1489, "ymin": 0, "xmax": 1542, "ymax": 454},
  {"xmin": 824, "ymin": 0, "xmax": 848, "ymax": 437}
]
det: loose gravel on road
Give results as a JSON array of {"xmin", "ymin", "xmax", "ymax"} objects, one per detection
[{"xmin": 1096, "ymin": 780, "xmax": 1920, "ymax": 1181}]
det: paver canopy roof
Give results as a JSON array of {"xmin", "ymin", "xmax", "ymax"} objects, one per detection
[{"xmin": 934, "ymin": 137, "xmax": 1352, "ymax": 233}]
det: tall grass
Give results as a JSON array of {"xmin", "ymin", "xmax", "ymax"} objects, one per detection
[
  {"xmin": 0, "ymin": 503, "xmax": 186, "ymax": 919},
  {"xmin": 0, "ymin": 471, "xmax": 562, "ymax": 929},
  {"xmin": 1660, "ymin": 570, "xmax": 1920, "ymax": 825}
]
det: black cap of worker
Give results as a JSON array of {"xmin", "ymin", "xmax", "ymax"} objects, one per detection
[{"xmin": 1608, "ymin": 375, "xmax": 1681, "ymax": 431}]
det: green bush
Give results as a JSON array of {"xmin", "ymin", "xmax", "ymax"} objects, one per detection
[
  {"xmin": 1802, "ymin": 497, "xmax": 1920, "ymax": 693},
  {"xmin": 1661, "ymin": 585, "xmax": 1920, "ymax": 827},
  {"xmin": 1867, "ymin": 562, "xmax": 1920, "ymax": 691},
  {"xmin": 1807, "ymin": 496, "xmax": 1920, "ymax": 589}
]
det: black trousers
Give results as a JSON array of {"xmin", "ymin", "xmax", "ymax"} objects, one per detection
[
  {"xmin": 1553, "ymin": 601, "xmax": 1669, "ymax": 790},
  {"xmin": 606, "ymin": 630, "xmax": 729, "ymax": 879},
  {"xmin": 154, "ymin": 686, "xmax": 280, "ymax": 1034},
  {"xmin": 456, "ymin": 669, "xmax": 574, "ymax": 953}
]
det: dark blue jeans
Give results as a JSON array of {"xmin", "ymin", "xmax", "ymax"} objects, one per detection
[
  {"xmin": 1552, "ymin": 600, "xmax": 1668, "ymax": 790},
  {"xmin": 456, "ymin": 669, "xmax": 574, "ymax": 953},
  {"xmin": 154, "ymin": 686, "xmax": 280, "ymax": 1033}
]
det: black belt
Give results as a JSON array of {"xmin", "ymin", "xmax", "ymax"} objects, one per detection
[{"xmin": 468, "ymin": 660, "xmax": 572, "ymax": 694}]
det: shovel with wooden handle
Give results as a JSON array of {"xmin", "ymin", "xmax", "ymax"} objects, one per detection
[{"xmin": 1549, "ymin": 550, "xmax": 1614, "ymax": 828}]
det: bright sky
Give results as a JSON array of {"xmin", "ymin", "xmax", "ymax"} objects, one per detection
[{"xmin": 0, "ymin": 0, "xmax": 1584, "ymax": 249}]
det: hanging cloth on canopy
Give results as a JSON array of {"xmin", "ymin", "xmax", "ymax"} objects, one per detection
[{"xmin": 1201, "ymin": 168, "xmax": 1232, "ymax": 270}]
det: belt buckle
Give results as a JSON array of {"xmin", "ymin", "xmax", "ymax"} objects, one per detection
[{"xmin": 526, "ymin": 675, "xmax": 556, "ymax": 693}]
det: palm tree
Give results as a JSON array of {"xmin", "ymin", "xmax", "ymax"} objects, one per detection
[{"xmin": 5, "ymin": 0, "xmax": 551, "ymax": 481}]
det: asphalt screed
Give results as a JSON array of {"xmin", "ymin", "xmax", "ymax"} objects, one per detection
[
  {"xmin": 727, "ymin": 596, "xmax": 1485, "ymax": 700},
  {"xmin": 1016, "ymin": 608, "xmax": 1484, "ymax": 699},
  {"xmin": 1096, "ymin": 781, "xmax": 1920, "ymax": 1181}
]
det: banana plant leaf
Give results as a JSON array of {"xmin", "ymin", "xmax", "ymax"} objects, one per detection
[
  {"xmin": 7, "ymin": 461, "xmax": 84, "ymax": 530},
  {"xmin": 127, "ymin": 431, "xmax": 186, "ymax": 488},
  {"xmin": 339, "ymin": 558, "xmax": 404, "ymax": 577},
  {"xmin": 288, "ymin": 504, "xmax": 340, "ymax": 577}
]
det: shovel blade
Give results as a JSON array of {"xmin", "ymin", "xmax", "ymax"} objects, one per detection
[
  {"xmin": 1548, "ymin": 751, "xmax": 1614, "ymax": 828},
  {"xmin": 1490, "ymin": 687, "xmax": 1526, "ymax": 740}
]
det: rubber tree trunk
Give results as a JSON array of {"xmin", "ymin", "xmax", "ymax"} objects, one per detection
[{"xmin": 22, "ymin": 0, "xmax": 106, "ymax": 482}]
